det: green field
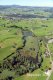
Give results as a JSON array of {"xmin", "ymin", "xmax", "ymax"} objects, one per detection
[{"xmin": 0, "ymin": 6, "xmax": 53, "ymax": 80}]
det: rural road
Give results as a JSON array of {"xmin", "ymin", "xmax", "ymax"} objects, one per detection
[{"xmin": 46, "ymin": 43, "xmax": 53, "ymax": 80}]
